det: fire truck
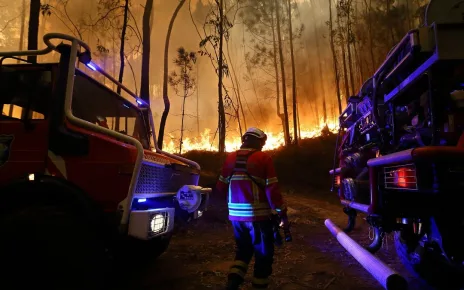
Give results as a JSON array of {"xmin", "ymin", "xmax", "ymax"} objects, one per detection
[
  {"xmin": 326, "ymin": 0, "xmax": 464, "ymax": 289},
  {"xmin": 0, "ymin": 33, "xmax": 210, "ymax": 288}
]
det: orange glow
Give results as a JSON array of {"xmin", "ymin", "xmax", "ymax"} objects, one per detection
[
  {"xmin": 335, "ymin": 175, "xmax": 341, "ymax": 186},
  {"xmin": 161, "ymin": 119, "xmax": 338, "ymax": 153},
  {"xmin": 396, "ymin": 167, "xmax": 408, "ymax": 188},
  {"xmin": 394, "ymin": 166, "xmax": 416, "ymax": 189}
]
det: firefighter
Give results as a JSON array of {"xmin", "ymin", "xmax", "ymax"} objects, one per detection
[{"xmin": 216, "ymin": 127, "xmax": 289, "ymax": 290}]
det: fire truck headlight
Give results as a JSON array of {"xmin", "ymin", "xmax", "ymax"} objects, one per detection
[
  {"xmin": 150, "ymin": 213, "xmax": 166, "ymax": 234},
  {"xmin": 129, "ymin": 209, "xmax": 174, "ymax": 240}
]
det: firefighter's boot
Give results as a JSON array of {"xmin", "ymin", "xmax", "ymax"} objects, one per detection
[
  {"xmin": 251, "ymin": 277, "xmax": 270, "ymax": 289},
  {"xmin": 225, "ymin": 274, "xmax": 242, "ymax": 290}
]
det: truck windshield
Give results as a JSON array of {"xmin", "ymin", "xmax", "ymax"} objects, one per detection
[
  {"xmin": 72, "ymin": 70, "xmax": 150, "ymax": 149},
  {"xmin": 0, "ymin": 66, "xmax": 52, "ymax": 120}
]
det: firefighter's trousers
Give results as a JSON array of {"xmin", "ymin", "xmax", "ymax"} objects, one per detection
[{"xmin": 227, "ymin": 220, "xmax": 274, "ymax": 289}]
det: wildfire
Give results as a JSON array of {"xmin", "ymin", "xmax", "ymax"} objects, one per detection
[{"xmin": 162, "ymin": 120, "xmax": 338, "ymax": 154}]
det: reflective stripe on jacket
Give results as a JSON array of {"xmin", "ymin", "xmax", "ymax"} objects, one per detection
[{"xmin": 216, "ymin": 148, "xmax": 287, "ymax": 222}]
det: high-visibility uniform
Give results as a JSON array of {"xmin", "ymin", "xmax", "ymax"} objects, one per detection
[{"xmin": 216, "ymin": 148, "xmax": 287, "ymax": 289}]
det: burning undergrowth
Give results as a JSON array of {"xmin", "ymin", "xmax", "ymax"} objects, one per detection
[{"xmin": 183, "ymin": 130, "xmax": 338, "ymax": 199}]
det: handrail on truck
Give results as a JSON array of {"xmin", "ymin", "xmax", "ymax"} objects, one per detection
[{"xmin": 0, "ymin": 33, "xmax": 200, "ymax": 171}]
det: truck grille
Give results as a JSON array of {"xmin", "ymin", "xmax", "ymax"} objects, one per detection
[
  {"xmin": 135, "ymin": 162, "xmax": 199, "ymax": 194},
  {"xmin": 135, "ymin": 163, "xmax": 173, "ymax": 194},
  {"xmin": 384, "ymin": 164, "xmax": 418, "ymax": 190}
]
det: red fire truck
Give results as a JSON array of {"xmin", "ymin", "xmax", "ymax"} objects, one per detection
[
  {"xmin": 0, "ymin": 33, "xmax": 210, "ymax": 288},
  {"xmin": 326, "ymin": 1, "xmax": 464, "ymax": 289}
]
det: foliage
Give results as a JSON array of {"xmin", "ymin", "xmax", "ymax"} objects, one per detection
[
  {"xmin": 41, "ymin": 0, "xmax": 87, "ymax": 39},
  {"xmin": 168, "ymin": 47, "xmax": 197, "ymax": 154},
  {"xmin": 197, "ymin": 2, "xmax": 234, "ymax": 109},
  {"xmin": 240, "ymin": 0, "xmax": 303, "ymax": 90},
  {"xmin": 168, "ymin": 47, "xmax": 197, "ymax": 97},
  {"xmin": 0, "ymin": 0, "xmax": 22, "ymax": 49},
  {"xmin": 87, "ymin": 0, "xmax": 142, "ymax": 57}
]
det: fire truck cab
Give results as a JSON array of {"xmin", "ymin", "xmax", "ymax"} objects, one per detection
[{"xmin": 0, "ymin": 33, "xmax": 210, "ymax": 288}]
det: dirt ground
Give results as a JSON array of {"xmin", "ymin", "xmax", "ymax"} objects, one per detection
[{"xmin": 119, "ymin": 191, "xmax": 431, "ymax": 290}]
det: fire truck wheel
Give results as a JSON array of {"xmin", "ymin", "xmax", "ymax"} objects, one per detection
[
  {"xmin": 0, "ymin": 203, "xmax": 111, "ymax": 290},
  {"xmin": 394, "ymin": 231, "xmax": 464, "ymax": 289}
]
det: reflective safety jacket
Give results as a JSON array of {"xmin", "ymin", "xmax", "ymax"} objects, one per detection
[{"xmin": 216, "ymin": 148, "xmax": 287, "ymax": 222}]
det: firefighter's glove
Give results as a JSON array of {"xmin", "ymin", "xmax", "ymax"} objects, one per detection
[
  {"xmin": 279, "ymin": 217, "xmax": 290, "ymax": 229},
  {"xmin": 271, "ymin": 214, "xmax": 283, "ymax": 247},
  {"xmin": 279, "ymin": 218, "xmax": 292, "ymax": 242}
]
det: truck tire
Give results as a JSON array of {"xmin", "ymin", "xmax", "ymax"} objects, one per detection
[
  {"xmin": 394, "ymin": 231, "xmax": 464, "ymax": 289},
  {"xmin": 0, "ymin": 203, "xmax": 111, "ymax": 290}
]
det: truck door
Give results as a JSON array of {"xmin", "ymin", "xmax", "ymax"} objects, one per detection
[{"xmin": 0, "ymin": 65, "xmax": 54, "ymax": 183}]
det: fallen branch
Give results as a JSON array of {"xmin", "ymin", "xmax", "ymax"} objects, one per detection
[{"xmin": 323, "ymin": 276, "xmax": 337, "ymax": 289}]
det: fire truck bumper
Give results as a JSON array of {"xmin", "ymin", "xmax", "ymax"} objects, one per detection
[
  {"xmin": 128, "ymin": 208, "xmax": 175, "ymax": 240},
  {"xmin": 128, "ymin": 186, "xmax": 210, "ymax": 238}
]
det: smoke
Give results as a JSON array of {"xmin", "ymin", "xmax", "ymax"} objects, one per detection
[{"xmin": 0, "ymin": 0, "xmax": 346, "ymax": 143}]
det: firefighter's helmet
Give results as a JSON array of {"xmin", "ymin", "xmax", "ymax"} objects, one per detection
[{"xmin": 242, "ymin": 127, "xmax": 267, "ymax": 144}]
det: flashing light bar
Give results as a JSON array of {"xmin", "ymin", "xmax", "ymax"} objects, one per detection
[
  {"xmin": 138, "ymin": 198, "xmax": 147, "ymax": 203},
  {"xmin": 86, "ymin": 62, "xmax": 97, "ymax": 71},
  {"xmin": 83, "ymin": 59, "xmax": 148, "ymax": 108}
]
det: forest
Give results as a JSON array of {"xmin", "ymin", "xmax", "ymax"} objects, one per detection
[{"xmin": 0, "ymin": 0, "xmax": 429, "ymax": 153}]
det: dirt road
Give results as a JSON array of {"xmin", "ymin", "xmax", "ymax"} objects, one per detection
[{"xmin": 119, "ymin": 193, "xmax": 430, "ymax": 290}]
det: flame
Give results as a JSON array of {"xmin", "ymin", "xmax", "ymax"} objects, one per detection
[{"xmin": 161, "ymin": 119, "xmax": 338, "ymax": 154}]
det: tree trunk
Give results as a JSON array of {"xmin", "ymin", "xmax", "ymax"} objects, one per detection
[
  {"xmin": 141, "ymin": 0, "xmax": 153, "ymax": 141},
  {"xmin": 286, "ymin": 0, "xmax": 298, "ymax": 144},
  {"xmin": 117, "ymin": 0, "xmax": 129, "ymax": 95},
  {"xmin": 18, "ymin": 0, "xmax": 26, "ymax": 64},
  {"xmin": 244, "ymin": 58, "xmax": 264, "ymax": 123},
  {"xmin": 354, "ymin": 37, "xmax": 363, "ymax": 87},
  {"xmin": 306, "ymin": 63, "xmax": 320, "ymax": 124},
  {"xmin": 196, "ymin": 60, "xmax": 200, "ymax": 137},
  {"xmin": 387, "ymin": 0, "xmax": 395, "ymax": 47},
  {"xmin": 337, "ymin": 8, "xmax": 350, "ymax": 103},
  {"xmin": 329, "ymin": 0, "xmax": 342, "ymax": 115},
  {"xmin": 39, "ymin": 6, "xmax": 46, "ymax": 49},
  {"xmin": 271, "ymin": 9, "xmax": 287, "ymax": 140},
  {"xmin": 112, "ymin": 30, "xmax": 116, "ymax": 90},
  {"xmin": 301, "ymin": 36, "xmax": 320, "ymax": 125},
  {"xmin": 27, "ymin": 0, "xmax": 41, "ymax": 63},
  {"xmin": 158, "ymin": 0, "xmax": 186, "ymax": 149},
  {"xmin": 297, "ymin": 102, "xmax": 301, "ymax": 139},
  {"xmin": 275, "ymin": 0, "xmax": 290, "ymax": 146},
  {"xmin": 363, "ymin": 0, "xmax": 375, "ymax": 74},
  {"xmin": 310, "ymin": 0, "xmax": 327, "ymax": 123},
  {"xmin": 115, "ymin": 0, "xmax": 129, "ymax": 132},
  {"xmin": 180, "ymin": 63, "xmax": 187, "ymax": 154},
  {"xmin": 405, "ymin": 0, "xmax": 412, "ymax": 30},
  {"xmin": 346, "ymin": 0, "xmax": 355, "ymax": 95},
  {"xmin": 226, "ymin": 38, "xmax": 246, "ymax": 133},
  {"xmin": 218, "ymin": 0, "xmax": 226, "ymax": 153},
  {"xmin": 140, "ymin": 0, "xmax": 153, "ymax": 103}
]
